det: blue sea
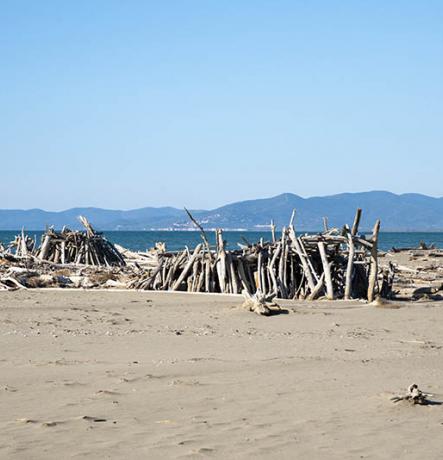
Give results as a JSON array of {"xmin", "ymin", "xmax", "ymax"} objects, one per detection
[{"xmin": 1, "ymin": 231, "xmax": 442, "ymax": 252}]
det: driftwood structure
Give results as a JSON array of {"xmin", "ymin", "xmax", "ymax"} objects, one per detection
[
  {"xmin": 130, "ymin": 209, "xmax": 389, "ymax": 301},
  {"xmin": 9, "ymin": 208, "xmax": 442, "ymax": 302},
  {"xmin": 6, "ymin": 217, "xmax": 125, "ymax": 267}
]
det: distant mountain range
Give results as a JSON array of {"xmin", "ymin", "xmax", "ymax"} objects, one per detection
[{"xmin": 1, "ymin": 191, "xmax": 443, "ymax": 232}]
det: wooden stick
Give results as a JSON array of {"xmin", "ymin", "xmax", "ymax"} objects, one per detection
[
  {"xmin": 307, "ymin": 273, "xmax": 325, "ymax": 300},
  {"xmin": 270, "ymin": 220, "xmax": 276, "ymax": 243},
  {"xmin": 215, "ymin": 229, "xmax": 227, "ymax": 292},
  {"xmin": 318, "ymin": 241, "xmax": 334, "ymax": 300},
  {"xmin": 278, "ymin": 228, "xmax": 288, "ymax": 298},
  {"xmin": 288, "ymin": 225, "xmax": 316, "ymax": 293},
  {"xmin": 299, "ymin": 236, "xmax": 319, "ymax": 283},
  {"xmin": 367, "ymin": 219, "xmax": 381, "ymax": 302},
  {"xmin": 237, "ymin": 258, "xmax": 252, "ymax": 294},
  {"xmin": 184, "ymin": 208, "xmax": 213, "ymax": 260},
  {"xmin": 323, "ymin": 217, "xmax": 329, "ymax": 233},
  {"xmin": 289, "ymin": 209, "xmax": 296, "ymax": 227},
  {"xmin": 39, "ymin": 234, "xmax": 52, "ymax": 261},
  {"xmin": 171, "ymin": 244, "xmax": 202, "ymax": 291},
  {"xmin": 344, "ymin": 227, "xmax": 355, "ymax": 300},
  {"xmin": 229, "ymin": 254, "xmax": 239, "ymax": 294},
  {"xmin": 351, "ymin": 208, "xmax": 362, "ymax": 236},
  {"xmin": 268, "ymin": 242, "xmax": 281, "ymax": 296}
]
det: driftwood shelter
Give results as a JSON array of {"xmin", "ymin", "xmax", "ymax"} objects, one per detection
[{"xmin": 10, "ymin": 217, "xmax": 125, "ymax": 267}]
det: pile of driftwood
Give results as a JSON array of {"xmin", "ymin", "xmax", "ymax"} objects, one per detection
[
  {"xmin": 8, "ymin": 229, "xmax": 35, "ymax": 258},
  {"xmin": 0, "ymin": 261, "xmax": 135, "ymax": 291},
  {"xmin": 0, "ymin": 209, "xmax": 399, "ymax": 301},
  {"xmin": 6, "ymin": 217, "xmax": 125, "ymax": 267},
  {"xmin": 131, "ymin": 209, "xmax": 390, "ymax": 301},
  {"xmin": 381, "ymin": 247, "xmax": 443, "ymax": 301}
]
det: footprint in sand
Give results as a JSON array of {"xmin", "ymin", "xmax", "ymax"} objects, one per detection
[
  {"xmin": 3, "ymin": 385, "xmax": 18, "ymax": 392},
  {"xmin": 81, "ymin": 416, "xmax": 107, "ymax": 423},
  {"xmin": 16, "ymin": 418, "xmax": 65, "ymax": 428},
  {"xmin": 16, "ymin": 418, "xmax": 38, "ymax": 424},
  {"xmin": 119, "ymin": 376, "xmax": 140, "ymax": 383},
  {"xmin": 41, "ymin": 421, "xmax": 60, "ymax": 427},
  {"xmin": 63, "ymin": 380, "xmax": 87, "ymax": 387},
  {"xmin": 94, "ymin": 389, "xmax": 120, "ymax": 396},
  {"xmin": 194, "ymin": 447, "xmax": 215, "ymax": 454}
]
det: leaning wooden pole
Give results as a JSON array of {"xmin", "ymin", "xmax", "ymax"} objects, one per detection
[
  {"xmin": 184, "ymin": 207, "xmax": 213, "ymax": 261},
  {"xmin": 367, "ymin": 219, "xmax": 381, "ymax": 302},
  {"xmin": 351, "ymin": 208, "xmax": 362, "ymax": 236},
  {"xmin": 318, "ymin": 241, "xmax": 334, "ymax": 300},
  {"xmin": 270, "ymin": 220, "xmax": 276, "ymax": 243},
  {"xmin": 344, "ymin": 226, "xmax": 355, "ymax": 300},
  {"xmin": 171, "ymin": 244, "xmax": 203, "ymax": 291},
  {"xmin": 288, "ymin": 225, "xmax": 316, "ymax": 293},
  {"xmin": 39, "ymin": 233, "xmax": 52, "ymax": 261},
  {"xmin": 322, "ymin": 217, "xmax": 329, "ymax": 233}
]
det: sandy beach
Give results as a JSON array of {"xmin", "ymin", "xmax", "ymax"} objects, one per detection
[{"xmin": 1, "ymin": 290, "xmax": 443, "ymax": 459}]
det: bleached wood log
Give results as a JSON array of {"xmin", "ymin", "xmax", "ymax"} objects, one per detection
[
  {"xmin": 323, "ymin": 217, "xmax": 329, "ymax": 233},
  {"xmin": 289, "ymin": 209, "xmax": 296, "ymax": 227},
  {"xmin": 215, "ymin": 229, "xmax": 227, "ymax": 292},
  {"xmin": 299, "ymin": 237, "xmax": 319, "ymax": 283},
  {"xmin": 318, "ymin": 241, "xmax": 334, "ymax": 300},
  {"xmin": 283, "ymin": 242, "xmax": 289, "ymax": 296},
  {"xmin": 171, "ymin": 244, "xmax": 202, "ymax": 291},
  {"xmin": 288, "ymin": 226, "xmax": 316, "ymax": 292},
  {"xmin": 367, "ymin": 219, "xmax": 381, "ymax": 302},
  {"xmin": 237, "ymin": 258, "xmax": 252, "ymax": 294},
  {"xmin": 268, "ymin": 242, "xmax": 281, "ymax": 296},
  {"xmin": 270, "ymin": 219, "xmax": 276, "ymax": 243},
  {"xmin": 164, "ymin": 250, "xmax": 187, "ymax": 289},
  {"xmin": 39, "ymin": 234, "xmax": 52, "ymax": 261},
  {"xmin": 257, "ymin": 249, "xmax": 263, "ymax": 292},
  {"xmin": 78, "ymin": 216, "xmax": 95, "ymax": 237},
  {"xmin": 190, "ymin": 259, "xmax": 199, "ymax": 291},
  {"xmin": 351, "ymin": 208, "xmax": 362, "ymax": 236},
  {"xmin": 278, "ymin": 229, "xmax": 287, "ymax": 298},
  {"xmin": 20, "ymin": 229, "xmax": 28, "ymax": 257},
  {"xmin": 344, "ymin": 228, "xmax": 355, "ymax": 300},
  {"xmin": 204, "ymin": 258, "xmax": 211, "ymax": 292},
  {"xmin": 241, "ymin": 289, "xmax": 280, "ymax": 316},
  {"xmin": 307, "ymin": 273, "xmax": 325, "ymax": 300},
  {"xmin": 228, "ymin": 254, "xmax": 239, "ymax": 294},
  {"xmin": 224, "ymin": 252, "xmax": 233, "ymax": 293}
]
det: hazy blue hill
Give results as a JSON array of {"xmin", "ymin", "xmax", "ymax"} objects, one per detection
[
  {"xmin": 196, "ymin": 193, "xmax": 306, "ymax": 229},
  {"xmin": 195, "ymin": 191, "xmax": 443, "ymax": 231},
  {"xmin": 1, "ymin": 191, "xmax": 442, "ymax": 231},
  {"xmin": 0, "ymin": 207, "xmax": 189, "ymax": 231}
]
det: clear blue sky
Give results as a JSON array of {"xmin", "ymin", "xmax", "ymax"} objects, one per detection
[{"xmin": 1, "ymin": 1, "xmax": 442, "ymax": 210}]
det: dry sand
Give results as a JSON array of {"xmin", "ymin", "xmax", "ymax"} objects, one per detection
[{"xmin": 1, "ymin": 290, "xmax": 443, "ymax": 459}]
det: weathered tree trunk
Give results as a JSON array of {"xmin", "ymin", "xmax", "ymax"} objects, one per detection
[{"xmin": 367, "ymin": 219, "xmax": 381, "ymax": 302}]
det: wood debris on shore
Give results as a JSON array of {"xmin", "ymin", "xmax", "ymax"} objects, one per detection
[
  {"xmin": 1, "ymin": 210, "xmax": 442, "ymax": 302},
  {"xmin": 381, "ymin": 247, "xmax": 443, "ymax": 301},
  {"xmin": 390, "ymin": 384, "xmax": 436, "ymax": 405}
]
